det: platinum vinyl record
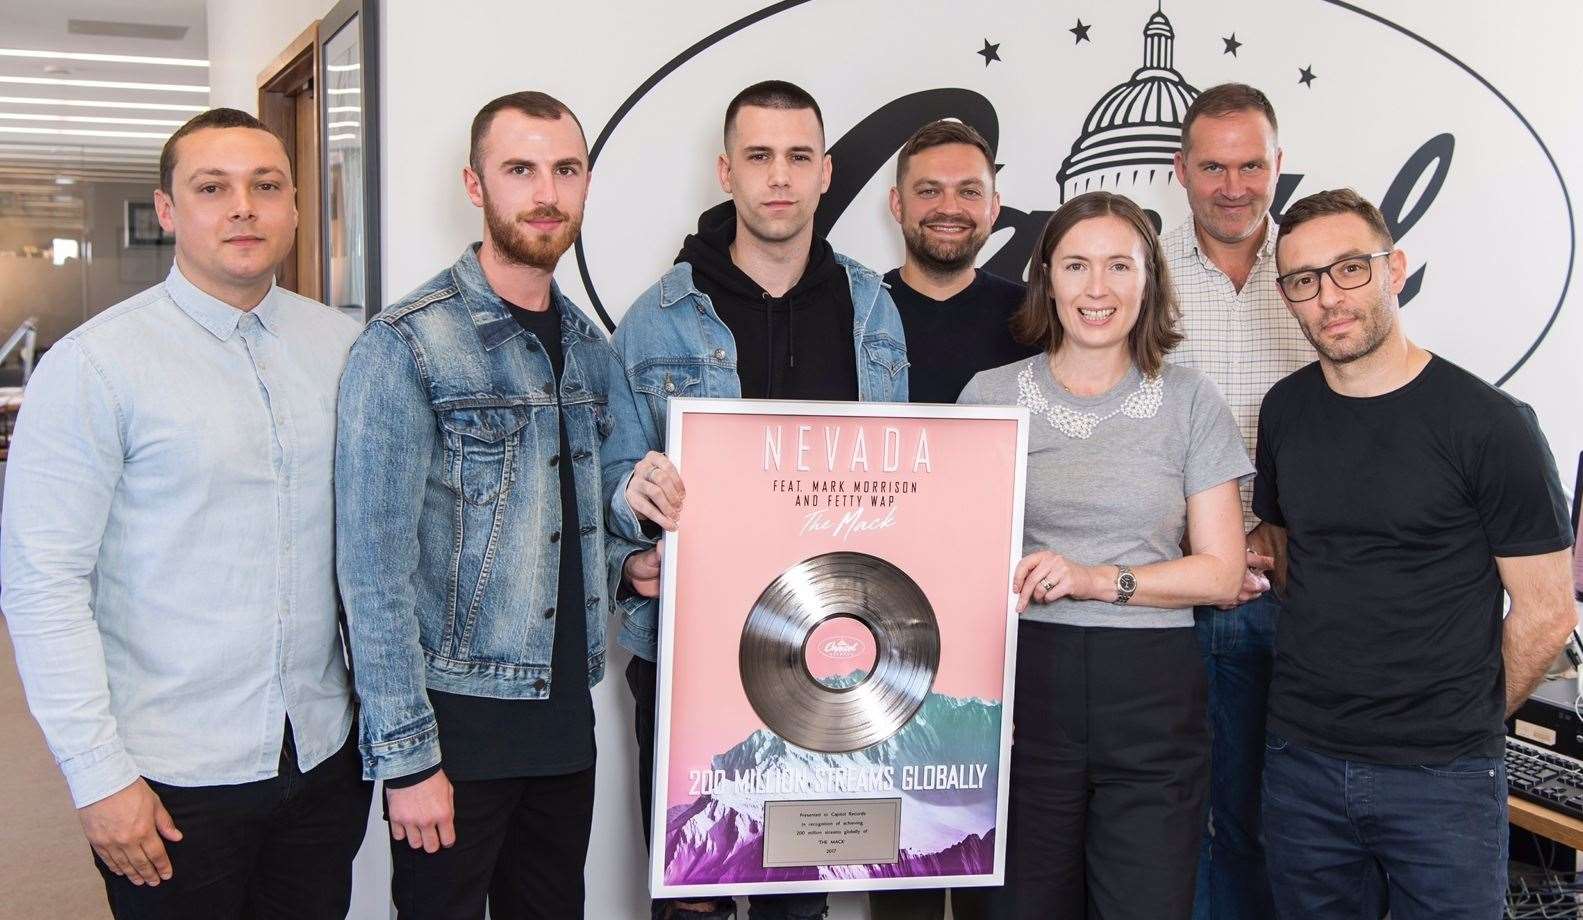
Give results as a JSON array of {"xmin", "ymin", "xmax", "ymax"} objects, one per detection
[{"xmin": 738, "ymin": 551, "xmax": 940, "ymax": 753}]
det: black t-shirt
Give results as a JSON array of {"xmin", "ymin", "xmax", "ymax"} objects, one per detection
[
  {"xmin": 1253, "ymin": 356, "xmax": 1572, "ymax": 764},
  {"xmin": 397, "ymin": 300, "xmax": 595, "ymax": 785},
  {"xmin": 882, "ymin": 268, "xmax": 1038, "ymax": 404}
]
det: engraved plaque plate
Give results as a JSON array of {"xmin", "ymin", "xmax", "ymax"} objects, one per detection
[{"xmin": 762, "ymin": 798, "xmax": 902, "ymax": 867}]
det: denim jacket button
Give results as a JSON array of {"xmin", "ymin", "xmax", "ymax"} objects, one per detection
[
  {"xmin": 663, "ymin": 379, "xmax": 676, "ymax": 393},
  {"xmin": 549, "ymin": 531, "xmax": 560, "ymax": 543},
  {"xmin": 548, "ymin": 454, "xmax": 560, "ymax": 466},
  {"xmin": 533, "ymin": 678, "xmax": 547, "ymax": 691},
  {"xmin": 543, "ymin": 607, "xmax": 555, "ymax": 619},
  {"xmin": 712, "ymin": 348, "xmax": 726, "ymax": 360}
]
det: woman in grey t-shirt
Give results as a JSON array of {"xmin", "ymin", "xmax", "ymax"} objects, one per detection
[{"xmin": 959, "ymin": 192, "xmax": 1250, "ymax": 920}]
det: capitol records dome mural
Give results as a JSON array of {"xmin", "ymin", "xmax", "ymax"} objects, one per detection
[
  {"xmin": 1055, "ymin": 10, "xmax": 1200, "ymax": 206},
  {"xmin": 576, "ymin": 0, "xmax": 1572, "ymax": 389}
]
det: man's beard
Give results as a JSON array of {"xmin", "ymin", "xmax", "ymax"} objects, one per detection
[
  {"xmin": 902, "ymin": 214, "xmax": 990, "ymax": 276},
  {"xmin": 483, "ymin": 192, "xmax": 582, "ymax": 271},
  {"xmin": 1193, "ymin": 197, "xmax": 1267, "ymax": 246},
  {"xmin": 1299, "ymin": 287, "xmax": 1394, "ymax": 364}
]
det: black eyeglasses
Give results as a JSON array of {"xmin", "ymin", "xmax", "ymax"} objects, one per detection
[{"xmin": 1275, "ymin": 251, "xmax": 1391, "ymax": 302}]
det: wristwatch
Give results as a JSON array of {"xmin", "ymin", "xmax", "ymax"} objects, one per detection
[{"xmin": 1112, "ymin": 564, "xmax": 1136, "ymax": 605}]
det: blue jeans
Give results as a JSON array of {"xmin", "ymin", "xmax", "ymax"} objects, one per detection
[
  {"xmin": 1262, "ymin": 733, "xmax": 1507, "ymax": 920},
  {"xmin": 1191, "ymin": 593, "xmax": 1278, "ymax": 920}
]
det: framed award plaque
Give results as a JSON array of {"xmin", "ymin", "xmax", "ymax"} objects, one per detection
[{"xmin": 650, "ymin": 398, "xmax": 1028, "ymax": 898}]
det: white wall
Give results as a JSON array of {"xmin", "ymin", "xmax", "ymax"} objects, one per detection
[
  {"xmin": 206, "ymin": 0, "xmax": 338, "ymax": 113},
  {"xmin": 370, "ymin": 0, "xmax": 1583, "ymax": 478},
  {"xmin": 206, "ymin": 3, "xmax": 1583, "ymax": 918}
]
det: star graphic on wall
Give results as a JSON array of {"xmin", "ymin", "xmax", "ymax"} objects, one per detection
[
  {"xmin": 1298, "ymin": 65, "xmax": 1318, "ymax": 87},
  {"xmin": 977, "ymin": 39, "xmax": 1002, "ymax": 67},
  {"xmin": 1070, "ymin": 20, "xmax": 1091, "ymax": 44},
  {"xmin": 1222, "ymin": 33, "xmax": 1243, "ymax": 57}
]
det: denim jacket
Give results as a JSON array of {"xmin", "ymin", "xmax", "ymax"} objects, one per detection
[
  {"xmin": 601, "ymin": 254, "xmax": 909, "ymax": 661},
  {"xmin": 336, "ymin": 245, "xmax": 638, "ymax": 780}
]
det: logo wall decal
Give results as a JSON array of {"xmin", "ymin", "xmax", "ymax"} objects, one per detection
[
  {"xmin": 1056, "ymin": 10, "xmax": 1198, "ymax": 205},
  {"xmin": 576, "ymin": 0, "xmax": 1571, "ymax": 387}
]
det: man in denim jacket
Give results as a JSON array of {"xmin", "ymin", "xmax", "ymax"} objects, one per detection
[
  {"xmin": 335, "ymin": 92, "xmax": 633, "ymax": 920},
  {"xmin": 602, "ymin": 80, "xmax": 909, "ymax": 920}
]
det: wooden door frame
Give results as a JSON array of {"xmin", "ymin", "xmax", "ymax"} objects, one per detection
[{"xmin": 257, "ymin": 22, "xmax": 321, "ymax": 298}]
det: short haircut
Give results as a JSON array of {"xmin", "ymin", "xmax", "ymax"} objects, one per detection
[
  {"xmin": 723, "ymin": 80, "xmax": 824, "ymax": 148},
  {"xmin": 1180, "ymin": 83, "xmax": 1278, "ymax": 153},
  {"xmin": 160, "ymin": 107, "xmax": 277, "ymax": 194},
  {"xmin": 895, "ymin": 119, "xmax": 995, "ymax": 186},
  {"xmin": 1012, "ymin": 191, "xmax": 1182, "ymax": 377},
  {"xmin": 1276, "ymin": 188, "xmax": 1395, "ymax": 254},
  {"xmin": 469, "ymin": 91, "xmax": 586, "ymax": 173}
]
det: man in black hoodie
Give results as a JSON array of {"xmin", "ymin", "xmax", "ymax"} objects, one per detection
[
  {"xmin": 602, "ymin": 80, "xmax": 909, "ymax": 920},
  {"xmin": 677, "ymin": 197, "xmax": 858, "ymax": 401}
]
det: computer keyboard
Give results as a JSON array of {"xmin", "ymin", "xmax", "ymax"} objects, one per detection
[{"xmin": 1508, "ymin": 736, "xmax": 1583, "ymax": 821}]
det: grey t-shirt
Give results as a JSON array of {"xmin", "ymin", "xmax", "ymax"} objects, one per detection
[{"xmin": 960, "ymin": 357, "xmax": 1253, "ymax": 628}]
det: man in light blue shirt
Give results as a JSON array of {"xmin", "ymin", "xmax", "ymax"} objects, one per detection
[{"xmin": 1, "ymin": 108, "xmax": 370, "ymax": 920}]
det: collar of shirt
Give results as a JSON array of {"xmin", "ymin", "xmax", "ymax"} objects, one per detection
[
  {"xmin": 1177, "ymin": 213, "xmax": 1279, "ymax": 282},
  {"xmin": 165, "ymin": 261, "xmax": 284, "ymax": 341},
  {"xmin": 448, "ymin": 242, "xmax": 614, "ymax": 353}
]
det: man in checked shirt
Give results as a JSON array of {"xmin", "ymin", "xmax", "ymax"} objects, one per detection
[{"xmin": 1163, "ymin": 83, "xmax": 1316, "ymax": 920}]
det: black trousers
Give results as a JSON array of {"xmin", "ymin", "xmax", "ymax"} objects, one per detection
[
  {"xmin": 389, "ymin": 766, "xmax": 596, "ymax": 920},
  {"xmin": 868, "ymin": 886, "xmax": 990, "ymax": 920},
  {"xmin": 628, "ymin": 656, "xmax": 829, "ymax": 920},
  {"xmin": 94, "ymin": 730, "xmax": 371, "ymax": 920},
  {"xmin": 988, "ymin": 622, "xmax": 1208, "ymax": 920}
]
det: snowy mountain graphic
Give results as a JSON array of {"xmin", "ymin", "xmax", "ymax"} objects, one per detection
[{"xmin": 663, "ymin": 691, "xmax": 1002, "ymax": 884}]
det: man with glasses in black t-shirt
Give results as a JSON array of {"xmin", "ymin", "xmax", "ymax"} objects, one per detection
[{"xmin": 1254, "ymin": 188, "xmax": 1576, "ymax": 920}]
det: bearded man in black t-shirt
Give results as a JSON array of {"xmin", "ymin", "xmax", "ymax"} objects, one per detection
[
  {"xmin": 879, "ymin": 119, "xmax": 1037, "ymax": 409},
  {"xmin": 866, "ymin": 120, "xmax": 1036, "ymax": 920},
  {"xmin": 1254, "ymin": 188, "xmax": 1575, "ymax": 920}
]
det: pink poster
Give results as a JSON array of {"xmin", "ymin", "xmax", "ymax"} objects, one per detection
[{"xmin": 652, "ymin": 399, "xmax": 1028, "ymax": 898}]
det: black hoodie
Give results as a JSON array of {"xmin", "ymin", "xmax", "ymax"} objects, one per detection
[{"xmin": 676, "ymin": 200, "xmax": 859, "ymax": 401}]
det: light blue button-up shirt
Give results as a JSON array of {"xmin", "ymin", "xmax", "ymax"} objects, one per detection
[{"xmin": 1, "ymin": 264, "xmax": 362, "ymax": 807}]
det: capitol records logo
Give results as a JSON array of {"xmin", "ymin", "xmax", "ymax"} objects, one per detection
[
  {"xmin": 576, "ymin": 0, "xmax": 1571, "ymax": 387},
  {"xmin": 819, "ymin": 636, "xmax": 865, "ymax": 660}
]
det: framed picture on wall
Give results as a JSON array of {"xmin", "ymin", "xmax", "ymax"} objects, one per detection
[
  {"xmin": 318, "ymin": 0, "xmax": 380, "ymax": 319},
  {"xmin": 124, "ymin": 201, "xmax": 173, "ymax": 247}
]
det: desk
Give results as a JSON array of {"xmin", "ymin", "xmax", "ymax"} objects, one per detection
[{"xmin": 1512, "ymin": 795, "xmax": 1583, "ymax": 850}]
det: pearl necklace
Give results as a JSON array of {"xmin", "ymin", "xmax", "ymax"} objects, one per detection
[{"xmin": 1016, "ymin": 360, "xmax": 1163, "ymax": 440}]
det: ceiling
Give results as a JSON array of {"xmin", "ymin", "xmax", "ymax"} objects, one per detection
[{"xmin": 0, "ymin": 0, "xmax": 209, "ymax": 187}]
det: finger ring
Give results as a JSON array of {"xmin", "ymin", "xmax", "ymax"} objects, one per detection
[{"xmin": 1039, "ymin": 579, "xmax": 1056, "ymax": 592}]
